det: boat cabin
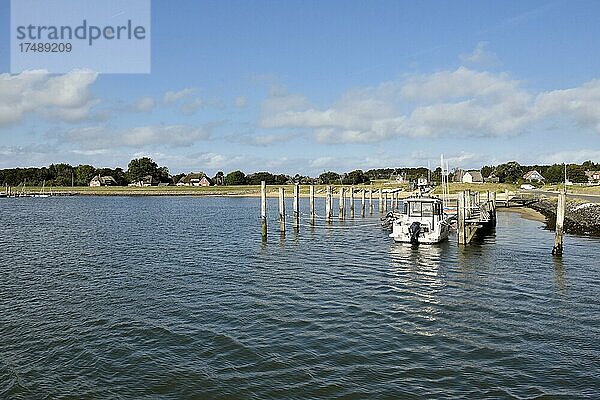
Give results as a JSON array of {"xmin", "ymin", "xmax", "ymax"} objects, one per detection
[{"xmin": 390, "ymin": 196, "xmax": 450, "ymax": 244}]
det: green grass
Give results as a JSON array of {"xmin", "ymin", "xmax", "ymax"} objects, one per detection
[
  {"xmin": 430, "ymin": 182, "xmax": 517, "ymax": 195},
  {"xmin": 544, "ymin": 184, "xmax": 600, "ymax": 195},
  {"xmin": 15, "ymin": 181, "xmax": 598, "ymax": 197}
]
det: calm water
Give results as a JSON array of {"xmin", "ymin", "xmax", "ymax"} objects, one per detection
[{"xmin": 1, "ymin": 196, "xmax": 599, "ymax": 399}]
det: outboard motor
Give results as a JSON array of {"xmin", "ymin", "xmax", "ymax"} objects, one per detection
[
  {"xmin": 380, "ymin": 211, "xmax": 395, "ymax": 230},
  {"xmin": 408, "ymin": 221, "xmax": 421, "ymax": 244}
]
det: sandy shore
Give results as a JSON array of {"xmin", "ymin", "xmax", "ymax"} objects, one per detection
[{"xmin": 497, "ymin": 206, "xmax": 546, "ymax": 223}]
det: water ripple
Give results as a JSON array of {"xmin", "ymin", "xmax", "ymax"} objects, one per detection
[{"xmin": 1, "ymin": 197, "xmax": 599, "ymax": 398}]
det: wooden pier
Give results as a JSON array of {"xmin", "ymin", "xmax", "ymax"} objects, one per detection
[
  {"xmin": 456, "ymin": 190, "xmax": 497, "ymax": 245},
  {"xmin": 256, "ymin": 183, "xmax": 576, "ymax": 256},
  {"xmin": 496, "ymin": 191, "xmax": 540, "ymax": 208}
]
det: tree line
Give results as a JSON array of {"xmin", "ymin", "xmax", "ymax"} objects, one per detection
[{"xmin": 0, "ymin": 158, "xmax": 598, "ymax": 187}]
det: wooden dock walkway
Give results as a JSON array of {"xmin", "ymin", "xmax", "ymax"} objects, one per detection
[
  {"xmin": 496, "ymin": 191, "xmax": 541, "ymax": 208},
  {"xmin": 457, "ymin": 190, "xmax": 497, "ymax": 245}
]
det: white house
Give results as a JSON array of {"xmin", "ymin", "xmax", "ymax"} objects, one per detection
[
  {"xmin": 89, "ymin": 175, "xmax": 118, "ymax": 187},
  {"xmin": 177, "ymin": 173, "xmax": 212, "ymax": 187},
  {"xmin": 523, "ymin": 170, "xmax": 545, "ymax": 182},
  {"xmin": 462, "ymin": 171, "xmax": 483, "ymax": 184}
]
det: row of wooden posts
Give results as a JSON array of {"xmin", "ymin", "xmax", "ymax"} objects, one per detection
[
  {"xmin": 4, "ymin": 186, "xmax": 13, "ymax": 196},
  {"xmin": 260, "ymin": 182, "xmax": 568, "ymax": 256},
  {"xmin": 456, "ymin": 190, "xmax": 497, "ymax": 245},
  {"xmin": 260, "ymin": 181, "xmax": 403, "ymax": 235}
]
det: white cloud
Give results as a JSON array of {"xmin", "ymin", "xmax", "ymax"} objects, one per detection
[
  {"xmin": 533, "ymin": 80, "xmax": 600, "ymax": 130},
  {"xmin": 63, "ymin": 123, "xmax": 215, "ymax": 149},
  {"xmin": 235, "ymin": 96, "xmax": 248, "ymax": 108},
  {"xmin": 459, "ymin": 42, "xmax": 500, "ymax": 66},
  {"xmin": 0, "ymin": 69, "xmax": 99, "ymax": 127},
  {"xmin": 139, "ymin": 151, "xmax": 249, "ymax": 172},
  {"xmin": 259, "ymin": 67, "xmax": 600, "ymax": 143},
  {"xmin": 163, "ymin": 88, "xmax": 195, "ymax": 104},
  {"xmin": 238, "ymin": 132, "xmax": 299, "ymax": 146},
  {"xmin": 180, "ymin": 98, "xmax": 204, "ymax": 115},
  {"xmin": 132, "ymin": 97, "xmax": 155, "ymax": 113},
  {"xmin": 542, "ymin": 149, "xmax": 600, "ymax": 165}
]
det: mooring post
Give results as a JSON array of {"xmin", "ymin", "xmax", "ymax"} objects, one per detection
[
  {"xmin": 464, "ymin": 190, "xmax": 471, "ymax": 220},
  {"xmin": 552, "ymin": 190, "xmax": 566, "ymax": 256},
  {"xmin": 457, "ymin": 190, "xmax": 466, "ymax": 244},
  {"xmin": 350, "ymin": 187, "xmax": 355, "ymax": 218},
  {"xmin": 326, "ymin": 185, "xmax": 332, "ymax": 222},
  {"xmin": 339, "ymin": 187, "xmax": 345, "ymax": 220},
  {"xmin": 261, "ymin": 181, "xmax": 267, "ymax": 238},
  {"xmin": 309, "ymin": 185, "xmax": 315, "ymax": 225},
  {"xmin": 378, "ymin": 189, "xmax": 383, "ymax": 213},
  {"xmin": 279, "ymin": 187, "xmax": 285, "ymax": 232},
  {"xmin": 369, "ymin": 190, "xmax": 373, "ymax": 214},
  {"xmin": 491, "ymin": 191, "xmax": 497, "ymax": 226},
  {"xmin": 384, "ymin": 192, "xmax": 388, "ymax": 212},
  {"xmin": 361, "ymin": 190, "xmax": 366, "ymax": 217},
  {"xmin": 293, "ymin": 184, "xmax": 300, "ymax": 230}
]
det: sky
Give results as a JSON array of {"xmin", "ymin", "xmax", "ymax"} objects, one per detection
[{"xmin": 1, "ymin": 0, "xmax": 600, "ymax": 176}]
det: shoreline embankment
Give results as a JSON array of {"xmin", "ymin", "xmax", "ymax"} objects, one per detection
[{"xmin": 527, "ymin": 199, "xmax": 600, "ymax": 236}]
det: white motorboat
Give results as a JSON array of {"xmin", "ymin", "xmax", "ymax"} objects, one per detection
[{"xmin": 389, "ymin": 196, "xmax": 452, "ymax": 244}]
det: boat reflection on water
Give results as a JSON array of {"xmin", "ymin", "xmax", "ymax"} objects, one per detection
[
  {"xmin": 389, "ymin": 240, "xmax": 453, "ymax": 272},
  {"xmin": 386, "ymin": 241, "xmax": 455, "ymax": 336}
]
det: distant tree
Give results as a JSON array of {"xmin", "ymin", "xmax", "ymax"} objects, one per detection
[
  {"xmin": 48, "ymin": 163, "xmax": 73, "ymax": 186},
  {"xmin": 225, "ymin": 170, "xmax": 247, "ymax": 185},
  {"xmin": 494, "ymin": 161, "xmax": 522, "ymax": 183},
  {"xmin": 274, "ymin": 174, "xmax": 288, "ymax": 184},
  {"xmin": 567, "ymin": 164, "xmax": 587, "ymax": 183},
  {"xmin": 213, "ymin": 171, "xmax": 225, "ymax": 186},
  {"xmin": 582, "ymin": 160, "xmax": 600, "ymax": 171},
  {"xmin": 481, "ymin": 165, "xmax": 495, "ymax": 179},
  {"xmin": 319, "ymin": 171, "xmax": 341, "ymax": 184},
  {"xmin": 246, "ymin": 172, "xmax": 276, "ymax": 185},
  {"xmin": 431, "ymin": 167, "xmax": 442, "ymax": 183},
  {"xmin": 157, "ymin": 166, "xmax": 171, "ymax": 183},
  {"xmin": 75, "ymin": 164, "xmax": 96, "ymax": 186},
  {"xmin": 127, "ymin": 157, "xmax": 160, "ymax": 182},
  {"xmin": 172, "ymin": 173, "xmax": 186, "ymax": 185},
  {"xmin": 344, "ymin": 170, "xmax": 369, "ymax": 185},
  {"xmin": 545, "ymin": 164, "xmax": 564, "ymax": 183},
  {"xmin": 111, "ymin": 168, "xmax": 128, "ymax": 185}
]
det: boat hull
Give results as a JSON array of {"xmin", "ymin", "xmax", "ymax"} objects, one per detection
[{"xmin": 389, "ymin": 229, "xmax": 449, "ymax": 244}]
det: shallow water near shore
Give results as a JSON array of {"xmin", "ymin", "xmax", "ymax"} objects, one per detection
[{"xmin": 1, "ymin": 196, "xmax": 599, "ymax": 399}]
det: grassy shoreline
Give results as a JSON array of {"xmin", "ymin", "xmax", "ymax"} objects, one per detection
[{"xmin": 8, "ymin": 182, "xmax": 600, "ymax": 197}]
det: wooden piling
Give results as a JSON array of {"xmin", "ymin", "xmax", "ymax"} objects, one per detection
[
  {"xmin": 378, "ymin": 189, "xmax": 383, "ymax": 213},
  {"xmin": 552, "ymin": 191, "xmax": 566, "ymax": 256},
  {"xmin": 384, "ymin": 192, "xmax": 388, "ymax": 212},
  {"xmin": 293, "ymin": 184, "xmax": 300, "ymax": 230},
  {"xmin": 361, "ymin": 190, "xmax": 365, "ymax": 217},
  {"xmin": 279, "ymin": 187, "xmax": 285, "ymax": 232},
  {"xmin": 309, "ymin": 185, "xmax": 315, "ymax": 225},
  {"xmin": 261, "ymin": 181, "xmax": 267, "ymax": 238},
  {"xmin": 465, "ymin": 190, "xmax": 471, "ymax": 220},
  {"xmin": 350, "ymin": 187, "xmax": 355, "ymax": 218},
  {"xmin": 369, "ymin": 190, "xmax": 373, "ymax": 214},
  {"xmin": 457, "ymin": 190, "xmax": 466, "ymax": 244},
  {"xmin": 491, "ymin": 191, "xmax": 497, "ymax": 226},
  {"xmin": 339, "ymin": 187, "xmax": 345, "ymax": 220},
  {"xmin": 326, "ymin": 185, "xmax": 332, "ymax": 222}
]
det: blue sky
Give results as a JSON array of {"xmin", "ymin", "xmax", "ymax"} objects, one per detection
[{"xmin": 1, "ymin": 0, "xmax": 600, "ymax": 175}]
